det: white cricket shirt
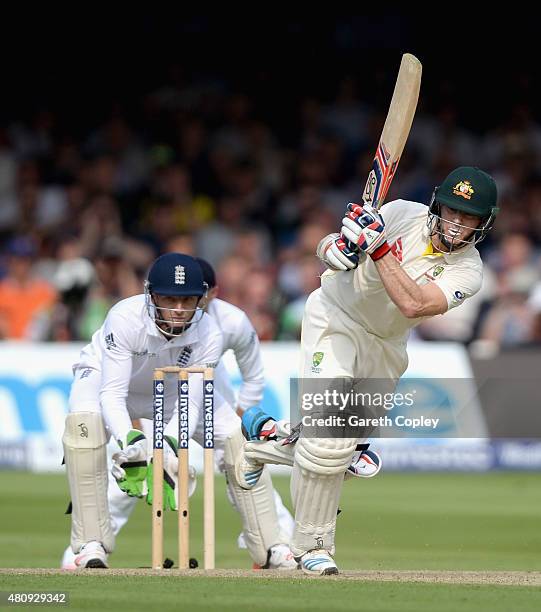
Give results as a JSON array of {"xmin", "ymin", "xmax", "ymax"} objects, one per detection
[
  {"xmin": 320, "ymin": 199, "xmax": 483, "ymax": 339},
  {"xmin": 74, "ymin": 294, "xmax": 224, "ymax": 441},
  {"xmin": 207, "ymin": 298, "xmax": 265, "ymax": 412}
]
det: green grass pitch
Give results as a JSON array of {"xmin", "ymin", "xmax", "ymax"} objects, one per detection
[{"xmin": 0, "ymin": 471, "xmax": 540, "ymax": 611}]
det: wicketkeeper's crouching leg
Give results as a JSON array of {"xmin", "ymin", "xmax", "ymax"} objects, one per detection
[
  {"xmin": 62, "ymin": 412, "xmax": 115, "ymax": 568},
  {"xmin": 224, "ymin": 428, "xmax": 296, "ymax": 569},
  {"xmin": 62, "ymin": 421, "xmax": 296, "ymax": 570},
  {"xmin": 61, "ymin": 455, "xmax": 194, "ymax": 570}
]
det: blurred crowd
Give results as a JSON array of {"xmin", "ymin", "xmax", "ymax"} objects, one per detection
[{"xmin": 1, "ymin": 71, "xmax": 541, "ymax": 355}]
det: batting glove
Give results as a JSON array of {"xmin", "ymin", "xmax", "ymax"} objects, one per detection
[
  {"xmin": 241, "ymin": 406, "xmax": 277, "ymax": 441},
  {"xmin": 341, "ymin": 203, "xmax": 391, "ymax": 261},
  {"xmin": 316, "ymin": 232, "xmax": 363, "ymax": 271}
]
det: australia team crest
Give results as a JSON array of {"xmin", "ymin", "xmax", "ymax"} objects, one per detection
[{"xmin": 311, "ymin": 352, "xmax": 324, "ymax": 374}]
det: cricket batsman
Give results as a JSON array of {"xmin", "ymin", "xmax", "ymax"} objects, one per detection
[
  {"xmin": 236, "ymin": 167, "xmax": 499, "ymax": 575},
  {"xmin": 62, "ymin": 252, "xmax": 295, "ymax": 569}
]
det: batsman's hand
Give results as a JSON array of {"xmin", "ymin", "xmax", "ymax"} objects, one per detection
[
  {"xmin": 112, "ymin": 429, "xmax": 148, "ymax": 497},
  {"xmin": 316, "ymin": 232, "xmax": 363, "ymax": 271},
  {"xmin": 241, "ymin": 406, "xmax": 278, "ymax": 441},
  {"xmin": 341, "ymin": 203, "xmax": 391, "ymax": 261}
]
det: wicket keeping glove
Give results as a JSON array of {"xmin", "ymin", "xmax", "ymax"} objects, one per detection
[
  {"xmin": 146, "ymin": 435, "xmax": 178, "ymax": 511},
  {"xmin": 340, "ymin": 203, "xmax": 391, "ymax": 261},
  {"xmin": 146, "ymin": 436, "xmax": 197, "ymax": 511},
  {"xmin": 112, "ymin": 429, "xmax": 148, "ymax": 497}
]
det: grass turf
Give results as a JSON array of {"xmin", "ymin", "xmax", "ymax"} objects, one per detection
[
  {"xmin": 0, "ymin": 575, "xmax": 540, "ymax": 612},
  {"xmin": 0, "ymin": 471, "xmax": 540, "ymax": 610}
]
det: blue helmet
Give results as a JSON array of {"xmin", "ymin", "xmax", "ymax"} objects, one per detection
[
  {"xmin": 144, "ymin": 253, "xmax": 206, "ymax": 337},
  {"xmin": 194, "ymin": 257, "xmax": 216, "ymax": 289},
  {"xmin": 146, "ymin": 253, "xmax": 206, "ymax": 297}
]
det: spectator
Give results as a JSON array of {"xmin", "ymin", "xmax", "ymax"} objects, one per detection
[
  {"xmin": 150, "ymin": 163, "xmax": 215, "ymax": 233},
  {"xmin": 165, "ymin": 234, "xmax": 196, "ymax": 256},
  {"xmin": 1, "ymin": 62, "xmax": 541, "ymax": 346},
  {"xmin": 78, "ymin": 237, "xmax": 140, "ymax": 339},
  {"xmin": 0, "ymin": 237, "xmax": 56, "ymax": 339},
  {"xmin": 215, "ymin": 254, "xmax": 252, "ymax": 307},
  {"xmin": 278, "ymin": 256, "xmax": 324, "ymax": 340},
  {"xmin": 29, "ymin": 257, "xmax": 95, "ymax": 342},
  {"xmin": 476, "ymin": 269, "xmax": 535, "ymax": 349}
]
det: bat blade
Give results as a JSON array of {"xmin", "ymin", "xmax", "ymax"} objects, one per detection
[{"xmin": 363, "ymin": 53, "xmax": 422, "ymax": 209}]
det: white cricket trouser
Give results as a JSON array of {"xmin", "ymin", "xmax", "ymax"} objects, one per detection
[
  {"xmin": 62, "ymin": 367, "xmax": 294, "ymax": 566},
  {"xmin": 300, "ymin": 288, "xmax": 409, "ymax": 380},
  {"xmin": 288, "ymin": 288, "xmax": 409, "ymax": 557}
]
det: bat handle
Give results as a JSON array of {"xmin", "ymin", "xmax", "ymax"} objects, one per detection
[{"xmin": 342, "ymin": 236, "xmax": 360, "ymax": 254}]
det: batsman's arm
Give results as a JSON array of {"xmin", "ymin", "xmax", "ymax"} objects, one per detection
[{"xmin": 374, "ymin": 252, "xmax": 448, "ymax": 318}]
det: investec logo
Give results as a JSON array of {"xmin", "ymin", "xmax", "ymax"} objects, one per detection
[
  {"xmin": 204, "ymin": 381, "xmax": 214, "ymax": 449},
  {"xmin": 153, "ymin": 381, "xmax": 164, "ymax": 449},
  {"xmin": 179, "ymin": 381, "xmax": 189, "ymax": 449}
]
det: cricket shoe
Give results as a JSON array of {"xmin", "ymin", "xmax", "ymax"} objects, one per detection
[
  {"xmin": 298, "ymin": 550, "xmax": 338, "ymax": 576},
  {"xmin": 346, "ymin": 445, "xmax": 382, "ymax": 479},
  {"xmin": 253, "ymin": 544, "xmax": 298, "ymax": 570},
  {"xmin": 60, "ymin": 545, "xmax": 77, "ymax": 570},
  {"xmin": 74, "ymin": 541, "xmax": 108, "ymax": 569},
  {"xmin": 267, "ymin": 544, "xmax": 298, "ymax": 570}
]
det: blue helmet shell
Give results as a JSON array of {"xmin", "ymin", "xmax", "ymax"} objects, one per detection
[{"xmin": 146, "ymin": 253, "xmax": 205, "ymax": 297}]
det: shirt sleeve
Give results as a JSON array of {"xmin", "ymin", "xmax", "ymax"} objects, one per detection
[
  {"xmin": 379, "ymin": 200, "xmax": 405, "ymax": 232},
  {"xmin": 229, "ymin": 312, "xmax": 265, "ymax": 411},
  {"xmin": 98, "ymin": 310, "xmax": 135, "ymax": 443},
  {"xmin": 431, "ymin": 263, "xmax": 483, "ymax": 312}
]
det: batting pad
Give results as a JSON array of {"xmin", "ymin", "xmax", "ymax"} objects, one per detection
[
  {"xmin": 290, "ymin": 437, "xmax": 357, "ymax": 557},
  {"xmin": 225, "ymin": 428, "xmax": 286, "ymax": 566},
  {"xmin": 62, "ymin": 412, "xmax": 115, "ymax": 553}
]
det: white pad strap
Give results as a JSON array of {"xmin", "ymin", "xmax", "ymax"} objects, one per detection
[
  {"xmin": 290, "ymin": 437, "xmax": 357, "ymax": 557},
  {"xmin": 244, "ymin": 421, "xmax": 295, "ymax": 467},
  {"xmin": 63, "ymin": 412, "xmax": 115, "ymax": 553},
  {"xmin": 295, "ymin": 437, "xmax": 356, "ymax": 474},
  {"xmin": 225, "ymin": 427, "xmax": 286, "ymax": 566}
]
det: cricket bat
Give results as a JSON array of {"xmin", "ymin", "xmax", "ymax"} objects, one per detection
[{"xmin": 363, "ymin": 53, "xmax": 422, "ymax": 209}]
